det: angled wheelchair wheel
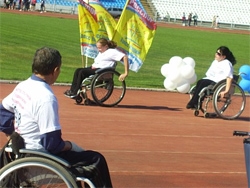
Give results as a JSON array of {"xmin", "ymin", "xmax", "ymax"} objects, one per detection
[
  {"xmin": 212, "ymin": 82, "xmax": 246, "ymax": 120},
  {"xmin": 0, "ymin": 157, "xmax": 78, "ymax": 187},
  {"xmin": 91, "ymin": 70, "xmax": 126, "ymax": 107}
]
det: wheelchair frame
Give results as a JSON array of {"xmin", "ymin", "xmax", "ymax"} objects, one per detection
[
  {"xmin": 189, "ymin": 76, "xmax": 246, "ymax": 120},
  {"xmin": 233, "ymin": 130, "xmax": 250, "ymax": 187},
  {"xmin": 74, "ymin": 67, "xmax": 126, "ymax": 107},
  {"xmin": 0, "ymin": 148, "xmax": 95, "ymax": 188}
]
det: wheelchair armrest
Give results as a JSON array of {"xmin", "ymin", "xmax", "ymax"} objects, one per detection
[
  {"xmin": 95, "ymin": 67, "xmax": 115, "ymax": 74},
  {"xmin": 19, "ymin": 149, "xmax": 71, "ymax": 168},
  {"xmin": 5, "ymin": 147, "xmax": 13, "ymax": 152}
]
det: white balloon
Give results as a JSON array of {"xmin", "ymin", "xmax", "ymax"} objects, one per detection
[
  {"xmin": 180, "ymin": 64, "xmax": 195, "ymax": 79},
  {"xmin": 160, "ymin": 63, "xmax": 170, "ymax": 77},
  {"xmin": 168, "ymin": 68, "xmax": 182, "ymax": 83},
  {"xmin": 176, "ymin": 78, "xmax": 189, "ymax": 87},
  {"xmin": 164, "ymin": 78, "xmax": 176, "ymax": 91},
  {"xmin": 169, "ymin": 56, "xmax": 184, "ymax": 68},
  {"xmin": 183, "ymin": 57, "xmax": 195, "ymax": 68},
  {"xmin": 187, "ymin": 73, "xmax": 197, "ymax": 84},
  {"xmin": 177, "ymin": 83, "xmax": 190, "ymax": 93}
]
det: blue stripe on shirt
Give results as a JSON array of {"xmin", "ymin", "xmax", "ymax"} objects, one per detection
[
  {"xmin": 40, "ymin": 130, "xmax": 65, "ymax": 154},
  {"xmin": 0, "ymin": 104, "xmax": 14, "ymax": 135}
]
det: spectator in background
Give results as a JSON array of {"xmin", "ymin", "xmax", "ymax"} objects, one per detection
[
  {"xmin": 188, "ymin": 13, "xmax": 192, "ymax": 26},
  {"xmin": 211, "ymin": 15, "xmax": 216, "ymax": 28},
  {"xmin": 182, "ymin": 12, "xmax": 186, "ymax": 26},
  {"xmin": 11, "ymin": 0, "xmax": 17, "ymax": 9},
  {"xmin": 193, "ymin": 13, "xmax": 198, "ymax": 26},
  {"xmin": 214, "ymin": 15, "xmax": 219, "ymax": 29},
  {"xmin": 165, "ymin": 12, "xmax": 170, "ymax": 22},
  {"xmin": 40, "ymin": 0, "xmax": 45, "ymax": 13},
  {"xmin": 30, "ymin": 0, "xmax": 36, "ymax": 11},
  {"xmin": 17, "ymin": 0, "xmax": 22, "ymax": 9},
  {"xmin": 8, "ymin": 0, "xmax": 13, "ymax": 9},
  {"xmin": 19, "ymin": 0, "xmax": 28, "ymax": 11}
]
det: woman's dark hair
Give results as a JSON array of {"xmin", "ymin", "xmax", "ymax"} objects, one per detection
[
  {"xmin": 217, "ymin": 46, "xmax": 237, "ymax": 66},
  {"xmin": 32, "ymin": 47, "xmax": 62, "ymax": 75},
  {"xmin": 97, "ymin": 38, "xmax": 117, "ymax": 49}
]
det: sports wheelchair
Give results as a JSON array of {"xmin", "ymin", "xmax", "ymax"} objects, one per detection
[
  {"xmin": 188, "ymin": 75, "xmax": 246, "ymax": 120},
  {"xmin": 74, "ymin": 66, "xmax": 126, "ymax": 107},
  {"xmin": 0, "ymin": 148, "xmax": 95, "ymax": 188}
]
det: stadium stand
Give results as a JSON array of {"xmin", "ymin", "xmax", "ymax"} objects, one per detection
[
  {"xmin": 32, "ymin": 0, "xmax": 145, "ymax": 15},
  {"xmin": 151, "ymin": 0, "xmax": 250, "ymax": 26},
  {"xmin": 1, "ymin": 0, "xmax": 248, "ymax": 29}
]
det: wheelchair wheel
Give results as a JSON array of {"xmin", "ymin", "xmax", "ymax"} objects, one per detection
[
  {"xmin": 194, "ymin": 110, "xmax": 199, "ymax": 116},
  {"xmin": 212, "ymin": 82, "xmax": 246, "ymax": 120},
  {"xmin": 91, "ymin": 70, "xmax": 126, "ymax": 107},
  {"xmin": 75, "ymin": 96, "xmax": 83, "ymax": 104},
  {"xmin": 0, "ymin": 157, "xmax": 78, "ymax": 187}
]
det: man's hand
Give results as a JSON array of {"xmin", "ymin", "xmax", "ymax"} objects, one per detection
[{"xmin": 5, "ymin": 133, "xmax": 11, "ymax": 140}]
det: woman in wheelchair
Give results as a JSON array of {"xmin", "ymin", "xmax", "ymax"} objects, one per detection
[
  {"xmin": 186, "ymin": 46, "xmax": 236, "ymax": 109},
  {"xmin": 64, "ymin": 38, "xmax": 129, "ymax": 98},
  {"xmin": 0, "ymin": 47, "xmax": 113, "ymax": 187}
]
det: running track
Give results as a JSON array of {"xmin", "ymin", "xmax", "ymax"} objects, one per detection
[{"xmin": 0, "ymin": 83, "xmax": 249, "ymax": 187}]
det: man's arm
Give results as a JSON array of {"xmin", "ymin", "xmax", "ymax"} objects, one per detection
[
  {"xmin": 0, "ymin": 104, "xmax": 14, "ymax": 135},
  {"xmin": 40, "ymin": 130, "xmax": 84, "ymax": 154}
]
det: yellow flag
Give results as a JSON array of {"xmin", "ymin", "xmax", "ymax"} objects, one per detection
[
  {"xmin": 89, "ymin": 0, "xmax": 117, "ymax": 40},
  {"xmin": 78, "ymin": 0, "xmax": 99, "ymax": 58},
  {"xmin": 112, "ymin": 0, "xmax": 157, "ymax": 72}
]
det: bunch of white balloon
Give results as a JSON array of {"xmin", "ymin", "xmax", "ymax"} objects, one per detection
[{"xmin": 161, "ymin": 56, "xmax": 197, "ymax": 93}]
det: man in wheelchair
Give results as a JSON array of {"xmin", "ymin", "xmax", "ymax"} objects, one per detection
[
  {"xmin": 0, "ymin": 47, "xmax": 113, "ymax": 187},
  {"xmin": 186, "ymin": 46, "xmax": 236, "ymax": 109},
  {"xmin": 64, "ymin": 38, "xmax": 129, "ymax": 99}
]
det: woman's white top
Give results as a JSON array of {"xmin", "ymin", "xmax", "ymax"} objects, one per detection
[
  {"xmin": 92, "ymin": 48, "xmax": 125, "ymax": 69},
  {"xmin": 204, "ymin": 59, "xmax": 233, "ymax": 83}
]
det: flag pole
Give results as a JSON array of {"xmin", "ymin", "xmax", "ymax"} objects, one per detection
[{"xmin": 84, "ymin": 0, "xmax": 90, "ymax": 68}]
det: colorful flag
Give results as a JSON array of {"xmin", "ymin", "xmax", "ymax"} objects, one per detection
[
  {"xmin": 112, "ymin": 0, "xmax": 157, "ymax": 72},
  {"xmin": 89, "ymin": 0, "xmax": 117, "ymax": 40},
  {"xmin": 78, "ymin": 0, "xmax": 99, "ymax": 58}
]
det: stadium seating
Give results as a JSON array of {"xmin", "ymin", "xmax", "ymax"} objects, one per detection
[
  {"xmin": 151, "ymin": 0, "xmax": 249, "ymax": 25},
  {"xmin": 34, "ymin": 0, "xmax": 145, "ymax": 14}
]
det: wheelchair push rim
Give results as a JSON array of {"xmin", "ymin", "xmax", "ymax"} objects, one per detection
[
  {"xmin": 0, "ymin": 157, "xmax": 78, "ymax": 187},
  {"xmin": 91, "ymin": 70, "xmax": 126, "ymax": 107},
  {"xmin": 212, "ymin": 82, "xmax": 246, "ymax": 120}
]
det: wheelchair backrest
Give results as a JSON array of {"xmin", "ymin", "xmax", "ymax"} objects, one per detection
[
  {"xmin": 95, "ymin": 62, "xmax": 117, "ymax": 74},
  {"xmin": 95, "ymin": 63, "xmax": 118, "ymax": 81}
]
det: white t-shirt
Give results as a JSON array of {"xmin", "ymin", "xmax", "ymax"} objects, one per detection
[
  {"xmin": 2, "ymin": 77, "xmax": 61, "ymax": 151},
  {"xmin": 91, "ymin": 48, "xmax": 125, "ymax": 69},
  {"xmin": 204, "ymin": 59, "xmax": 233, "ymax": 83}
]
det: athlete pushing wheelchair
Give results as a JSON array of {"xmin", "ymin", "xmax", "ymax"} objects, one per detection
[
  {"xmin": 186, "ymin": 46, "xmax": 246, "ymax": 120},
  {"xmin": 64, "ymin": 38, "xmax": 129, "ymax": 99},
  {"xmin": 0, "ymin": 47, "xmax": 113, "ymax": 187}
]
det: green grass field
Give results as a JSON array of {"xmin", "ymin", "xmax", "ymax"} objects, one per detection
[{"xmin": 0, "ymin": 11, "xmax": 249, "ymax": 89}]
